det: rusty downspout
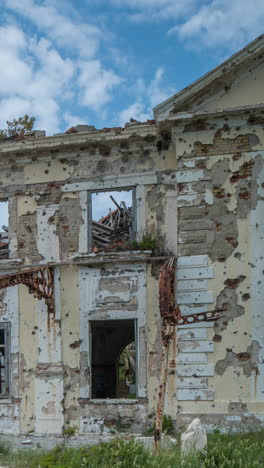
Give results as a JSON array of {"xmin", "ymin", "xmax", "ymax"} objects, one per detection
[
  {"xmin": 154, "ymin": 257, "xmax": 177, "ymax": 451},
  {"xmin": 154, "ymin": 320, "xmax": 174, "ymax": 451}
]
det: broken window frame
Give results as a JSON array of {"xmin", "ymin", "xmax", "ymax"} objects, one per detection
[
  {"xmin": 88, "ymin": 187, "xmax": 137, "ymax": 252},
  {"xmin": 89, "ymin": 318, "xmax": 138, "ymax": 400},
  {"xmin": 0, "ymin": 323, "xmax": 10, "ymax": 397},
  {"xmin": 0, "ymin": 199, "xmax": 9, "ymax": 260}
]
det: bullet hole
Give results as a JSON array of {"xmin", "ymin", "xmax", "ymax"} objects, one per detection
[
  {"xmin": 224, "ymin": 275, "xmax": 246, "ymax": 289},
  {"xmin": 242, "ymin": 293, "xmax": 250, "ymax": 301},
  {"xmin": 213, "ymin": 334, "xmax": 222, "ymax": 343},
  {"xmin": 234, "ymin": 252, "xmax": 242, "ymax": 259}
]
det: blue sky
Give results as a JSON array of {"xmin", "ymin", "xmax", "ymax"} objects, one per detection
[{"xmin": 0, "ymin": 0, "xmax": 262, "ymax": 136}]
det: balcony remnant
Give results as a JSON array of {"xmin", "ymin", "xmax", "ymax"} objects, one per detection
[{"xmin": 0, "ymin": 266, "xmax": 54, "ymax": 315}]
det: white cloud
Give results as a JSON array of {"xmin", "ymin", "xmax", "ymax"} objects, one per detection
[
  {"xmin": 110, "ymin": 0, "xmax": 194, "ymax": 20},
  {"xmin": 172, "ymin": 0, "xmax": 264, "ymax": 49},
  {"xmin": 119, "ymin": 67, "xmax": 174, "ymax": 125},
  {"xmin": 0, "ymin": 25, "xmax": 75, "ymax": 134},
  {"xmin": 110, "ymin": 0, "xmax": 264, "ymax": 50},
  {"xmin": 0, "ymin": 97, "xmax": 31, "ymax": 129},
  {"xmin": 63, "ymin": 113, "xmax": 88, "ymax": 130},
  {"xmin": 0, "ymin": 3, "xmax": 122, "ymax": 133},
  {"xmin": 78, "ymin": 61, "xmax": 122, "ymax": 111},
  {"xmin": 0, "ymin": 24, "xmax": 26, "ymax": 49},
  {"xmin": 119, "ymin": 102, "xmax": 150, "ymax": 126},
  {"xmin": 5, "ymin": 0, "xmax": 101, "ymax": 57},
  {"xmin": 148, "ymin": 67, "xmax": 173, "ymax": 107}
]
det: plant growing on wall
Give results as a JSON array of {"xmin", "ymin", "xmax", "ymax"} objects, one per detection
[
  {"xmin": 0, "ymin": 114, "xmax": 35, "ymax": 140},
  {"xmin": 130, "ymin": 234, "xmax": 157, "ymax": 251}
]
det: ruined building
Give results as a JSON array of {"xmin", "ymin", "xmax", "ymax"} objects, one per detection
[{"xmin": 0, "ymin": 34, "xmax": 264, "ymax": 435}]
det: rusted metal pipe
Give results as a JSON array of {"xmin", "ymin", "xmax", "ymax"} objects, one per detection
[{"xmin": 154, "ymin": 320, "xmax": 174, "ymax": 452}]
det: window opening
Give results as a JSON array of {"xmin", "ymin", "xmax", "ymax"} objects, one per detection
[
  {"xmin": 0, "ymin": 324, "xmax": 9, "ymax": 395},
  {"xmin": 91, "ymin": 189, "xmax": 134, "ymax": 252},
  {"xmin": 91, "ymin": 319, "xmax": 136, "ymax": 399},
  {"xmin": 0, "ymin": 201, "xmax": 8, "ymax": 259}
]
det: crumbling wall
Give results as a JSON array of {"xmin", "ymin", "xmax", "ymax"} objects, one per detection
[
  {"xmin": 78, "ymin": 262, "xmax": 148, "ymax": 433},
  {"xmin": 0, "ymin": 109, "xmax": 262, "ymax": 435},
  {"xmin": 0, "ymin": 125, "xmax": 174, "ymax": 434},
  {"xmin": 61, "ymin": 265, "xmax": 80, "ymax": 431},
  {"xmin": 173, "ymin": 111, "xmax": 264, "ymax": 430}
]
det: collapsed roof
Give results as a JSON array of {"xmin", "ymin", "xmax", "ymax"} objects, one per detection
[{"xmin": 92, "ymin": 196, "xmax": 132, "ymax": 250}]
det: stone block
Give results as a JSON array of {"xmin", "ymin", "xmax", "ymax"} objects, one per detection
[{"xmin": 181, "ymin": 418, "xmax": 207, "ymax": 455}]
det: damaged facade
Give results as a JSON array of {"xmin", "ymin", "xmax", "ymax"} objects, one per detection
[{"xmin": 0, "ymin": 34, "xmax": 264, "ymax": 435}]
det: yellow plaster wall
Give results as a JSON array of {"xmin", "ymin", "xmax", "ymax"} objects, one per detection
[
  {"xmin": 17, "ymin": 196, "xmax": 37, "ymax": 216},
  {"xmin": 19, "ymin": 286, "xmax": 38, "ymax": 432},
  {"xmin": 146, "ymin": 264, "xmax": 160, "ymax": 416},
  {"xmin": 60, "ymin": 266, "xmax": 80, "ymax": 428},
  {"xmin": 201, "ymin": 64, "xmax": 264, "ymax": 112},
  {"xmin": 172, "ymin": 119, "xmax": 264, "ymax": 420},
  {"xmin": 24, "ymin": 161, "xmax": 75, "ymax": 184}
]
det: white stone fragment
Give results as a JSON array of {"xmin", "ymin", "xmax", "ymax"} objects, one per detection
[
  {"xmin": 21, "ymin": 439, "xmax": 32, "ymax": 444},
  {"xmin": 181, "ymin": 418, "xmax": 207, "ymax": 455}
]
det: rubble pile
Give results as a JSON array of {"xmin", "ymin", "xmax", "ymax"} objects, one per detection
[
  {"xmin": 92, "ymin": 196, "xmax": 132, "ymax": 250},
  {"xmin": 0, "ymin": 226, "xmax": 8, "ymax": 258}
]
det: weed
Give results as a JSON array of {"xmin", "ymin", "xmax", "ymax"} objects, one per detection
[
  {"xmin": 142, "ymin": 414, "xmax": 176, "ymax": 436},
  {"xmin": 130, "ymin": 234, "xmax": 157, "ymax": 251},
  {"xmin": 162, "ymin": 415, "xmax": 176, "ymax": 436},
  {"xmin": 62, "ymin": 426, "xmax": 77, "ymax": 438}
]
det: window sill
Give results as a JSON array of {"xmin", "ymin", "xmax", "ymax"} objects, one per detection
[
  {"xmin": 0, "ymin": 258, "xmax": 22, "ymax": 265},
  {"xmin": 79, "ymin": 398, "xmax": 147, "ymax": 405},
  {"xmin": 73, "ymin": 250, "xmax": 152, "ymax": 260},
  {"xmin": 0, "ymin": 397, "xmax": 20, "ymax": 403},
  {"xmin": 72, "ymin": 251, "xmax": 159, "ymax": 265}
]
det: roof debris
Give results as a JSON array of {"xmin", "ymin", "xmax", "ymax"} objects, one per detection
[
  {"xmin": 92, "ymin": 196, "xmax": 132, "ymax": 251},
  {"xmin": 65, "ymin": 119, "xmax": 155, "ymax": 136},
  {"xmin": 0, "ymin": 227, "xmax": 8, "ymax": 258}
]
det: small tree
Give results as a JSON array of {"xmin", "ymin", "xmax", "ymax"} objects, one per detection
[{"xmin": 0, "ymin": 115, "xmax": 36, "ymax": 140}]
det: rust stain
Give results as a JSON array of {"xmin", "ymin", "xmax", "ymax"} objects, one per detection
[{"xmin": 41, "ymin": 401, "xmax": 56, "ymax": 415}]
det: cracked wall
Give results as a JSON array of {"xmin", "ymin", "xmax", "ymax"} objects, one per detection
[
  {"xmin": 0, "ymin": 102, "xmax": 263, "ymax": 434},
  {"xmin": 173, "ymin": 108, "xmax": 264, "ymax": 430},
  {"xmin": 0, "ymin": 124, "xmax": 177, "ymax": 434}
]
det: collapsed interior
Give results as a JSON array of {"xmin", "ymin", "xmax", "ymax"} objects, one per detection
[
  {"xmin": 91, "ymin": 189, "xmax": 133, "ymax": 251},
  {"xmin": 91, "ymin": 319, "xmax": 136, "ymax": 399}
]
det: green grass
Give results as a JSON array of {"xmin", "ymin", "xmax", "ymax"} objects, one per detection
[{"xmin": 0, "ymin": 431, "xmax": 264, "ymax": 467}]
